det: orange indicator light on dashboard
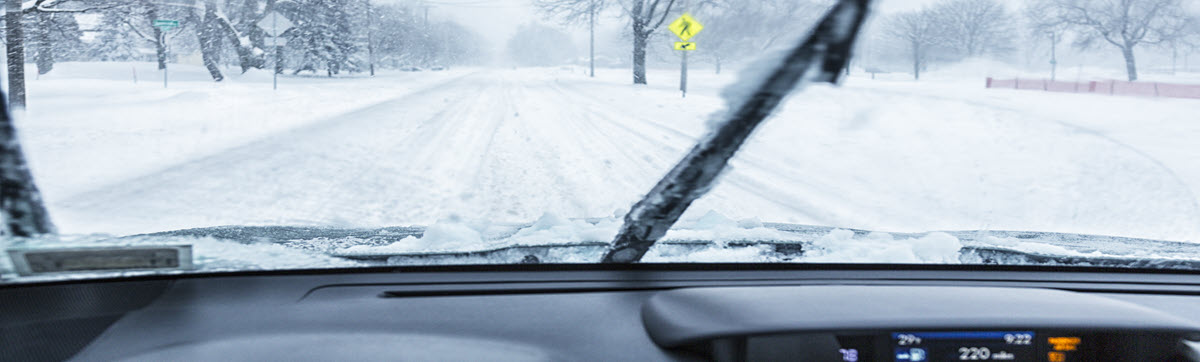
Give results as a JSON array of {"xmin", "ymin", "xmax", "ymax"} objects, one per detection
[
  {"xmin": 1047, "ymin": 351, "xmax": 1066, "ymax": 362},
  {"xmin": 1047, "ymin": 337, "xmax": 1081, "ymax": 351}
]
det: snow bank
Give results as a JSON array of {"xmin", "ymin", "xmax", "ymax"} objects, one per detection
[
  {"xmin": 643, "ymin": 244, "xmax": 776, "ymax": 263},
  {"xmin": 507, "ymin": 213, "xmax": 620, "ymax": 244},
  {"xmin": 336, "ymin": 211, "xmax": 803, "ymax": 257},
  {"xmin": 339, "ymin": 217, "xmax": 496, "ymax": 254},
  {"xmin": 664, "ymin": 210, "xmax": 806, "ymax": 245},
  {"xmin": 803, "ymin": 229, "xmax": 963, "ymax": 264}
]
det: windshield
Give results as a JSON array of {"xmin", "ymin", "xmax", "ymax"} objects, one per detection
[{"xmin": 2, "ymin": 0, "xmax": 1200, "ymax": 282}]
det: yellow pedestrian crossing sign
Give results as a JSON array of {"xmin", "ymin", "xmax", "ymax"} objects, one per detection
[
  {"xmin": 668, "ymin": 13, "xmax": 704, "ymax": 41},
  {"xmin": 674, "ymin": 42, "xmax": 696, "ymax": 51}
]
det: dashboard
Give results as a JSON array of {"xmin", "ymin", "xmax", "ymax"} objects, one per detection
[{"xmin": 3, "ymin": 265, "xmax": 1200, "ymax": 361}]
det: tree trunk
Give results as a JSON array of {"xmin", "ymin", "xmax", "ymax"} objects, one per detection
[
  {"xmin": 631, "ymin": 0, "xmax": 647, "ymax": 85},
  {"xmin": 367, "ymin": 0, "xmax": 375, "ymax": 76},
  {"xmin": 1121, "ymin": 45, "xmax": 1137, "ymax": 81},
  {"xmin": 628, "ymin": 31, "xmax": 648, "ymax": 83},
  {"xmin": 211, "ymin": 16, "xmax": 263, "ymax": 72},
  {"xmin": 0, "ymin": 86, "xmax": 54, "ymax": 236},
  {"xmin": 912, "ymin": 42, "xmax": 920, "ymax": 80},
  {"xmin": 34, "ymin": 12, "xmax": 54, "ymax": 75},
  {"xmin": 197, "ymin": 2, "xmax": 225, "ymax": 81},
  {"xmin": 588, "ymin": 3, "xmax": 595, "ymax": 78},
  {"xmin": 6, "ymin": 0, "xmax": 27, "ymax": 108},
  {"xmin": 1171, "ymin": 43, "xmax": 1177, "ymax": 75}
]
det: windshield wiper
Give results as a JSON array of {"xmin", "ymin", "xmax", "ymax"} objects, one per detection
[
  {"xmin": 601, "ymin": 0, "xmax": 872, "ymax": 263},
  {"xmin": 0, "ymin": 90, "xmax": 54, "ymax": 237}
]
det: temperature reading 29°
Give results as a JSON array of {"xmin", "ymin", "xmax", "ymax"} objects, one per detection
[
  {"xmin": 1004, "ymin": 333, "xmax": 1033, "ymax": 345},
  {"xmin": 897, "ymin": 334, "xmax": 922, "ymax": 346}
]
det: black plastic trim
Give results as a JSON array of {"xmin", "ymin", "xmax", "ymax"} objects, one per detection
[{"xmin": 5, "ymin": 262, "xmax": 1200, "ymax": 289}]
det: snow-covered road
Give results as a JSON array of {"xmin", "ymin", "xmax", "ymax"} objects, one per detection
[
  {"xmin": 22, "ymin": 64, "xmax": 1200, "ymax": 242},
  {"xmin": 50, "ymin": 71, "xmax": 687, "ymax": 234}
]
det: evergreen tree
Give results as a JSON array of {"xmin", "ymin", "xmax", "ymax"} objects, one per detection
[
  {"xmin": 280, "ymin": 0, "xmax": 358, "ymax": 76},
  {"xmin": 24, "ymin": 12, "xmax": 86, "ymax": 74}
]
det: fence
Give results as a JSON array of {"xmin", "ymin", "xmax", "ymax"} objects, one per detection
[{"xmin": 985, "ymin": 78, "xmax": 1200, "ymax": 100}]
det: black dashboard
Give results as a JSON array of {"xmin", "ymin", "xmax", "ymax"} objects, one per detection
[{"xmin": 3, "ymin": 265, "xmax": 1200, "ymax": 361}]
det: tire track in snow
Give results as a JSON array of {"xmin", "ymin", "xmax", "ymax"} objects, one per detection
[
  {"xmin": 549, "ymin": 76, "xmax": 1200, "ymax": 240},
  {"xmin": 546, "ymin": 80, "xmax": 850, "ymax": 225},
  {"xmin": 54, "ymin": 73, "xmax": 517, "ymax": 233}
]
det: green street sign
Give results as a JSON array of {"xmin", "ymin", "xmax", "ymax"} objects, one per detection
[{"xmin": 153, "ymin": 20, "xmax": 180, "ymax": 28}]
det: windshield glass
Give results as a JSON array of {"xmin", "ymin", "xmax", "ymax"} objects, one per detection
[{"xmin": 2, "ymin": 0, "xmax": 1200, "ymax": 282}]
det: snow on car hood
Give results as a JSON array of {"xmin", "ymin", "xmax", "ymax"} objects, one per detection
[{"xmin": 3, "ymin": 211, "xmax": 1200, "ymax": 284}]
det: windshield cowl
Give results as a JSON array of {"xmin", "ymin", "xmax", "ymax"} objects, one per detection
[{"xmin": 4, "ymin": 221, "xmax": 1199, "ymax": 284}]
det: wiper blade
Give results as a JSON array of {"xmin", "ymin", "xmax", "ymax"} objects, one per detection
[{"xmin": 601, "ymin": 0, "xmax": 872, "ymax": 263}]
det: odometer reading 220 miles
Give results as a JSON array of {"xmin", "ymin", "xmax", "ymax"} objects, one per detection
[{"xmin": 892, "ymin": 332, "xmax": 1036, "ymax": 361}]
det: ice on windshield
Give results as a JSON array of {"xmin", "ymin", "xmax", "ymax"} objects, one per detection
[{"xmin": 1, "ymin": 0, "xmax": 1199, "ymax": 275}]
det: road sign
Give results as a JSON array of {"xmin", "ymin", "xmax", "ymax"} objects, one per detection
[
  {"xmin": 668, "ymin": 13, "xmax": 703, "ymax": 41},
  {"xmin": 674, "ymin": 42, "xmax": 696, "ymax": 51},
  {"xmin": 257, "ymin": 11, "xmax": 295, "ymax": 37},
  {"xmin": 153, "ymin": 19, "xmax": 179, "ymax": 29},
  {"xmin": 258, "ymin": 11, "xmax": 294, "ymax": 91}
]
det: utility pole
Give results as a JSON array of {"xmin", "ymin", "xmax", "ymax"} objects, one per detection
[{"xmin": 366, "ymin": 0, "xmax": 375, "ymax": 76}]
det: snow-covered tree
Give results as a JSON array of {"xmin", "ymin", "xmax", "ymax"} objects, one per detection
[
  {"xmin": 623, "ymin": 0, "xmax": 678, "ymax": 84},
  {"xmin": 193, "ymin": 0, "xmax": 227, "ymax": 81},
  {"xmin": 884, "ymin": 7, "xmax": 943, "ymax": 80},
  {"xmin": 693, "ymin": 0, "xmax": 828, "ymax": 74},
  {"xmin": 1030, "ymin": 0, "xmax": 1192, "ymax": 81},
  {"xmin": 279, "ymin": 0, "xmax": 359, "ymax": 76},
  {"xmin": 6, "ymin": 0, "xmax": 118, "ymax": 107},
  {"xmin": 931, "ymin": 0, "xmax": 1014, "ymax": 59},
  {"xmin": 535, "ymin": 0, "xmax": 605, "ymax": 76},
  {"xmin": 86, "ymin": 9, "xmax": 149, "ymax": 62},
  {"xmin": 370, "ymin": 3, "xmax": 422, "ymax": 67},
  {"xmin": 428, "ymin": 21, "xmax": 483, "ymax": 66},
  {"xmin": 24, "ymin": 11, "xmax": 86, "ymax": 75}
]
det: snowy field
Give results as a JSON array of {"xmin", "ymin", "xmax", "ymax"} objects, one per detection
[{"xmin": 13, "ymin": 61, "xmax": 1200, "ymax": 246}]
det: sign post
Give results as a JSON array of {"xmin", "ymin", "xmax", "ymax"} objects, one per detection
[
  {"xmin": 257, "ymin": 12, "xmax": 295, "ymax": 90},
  {"xmin": 668, "ymin": 13, "xmax": 703, "ymax": 98},
  {"xmin": 153, "ymin": 20, "xmax": 179, "ymax": 88}
]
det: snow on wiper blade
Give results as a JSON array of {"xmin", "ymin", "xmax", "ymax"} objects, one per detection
[{"xmin": 602, "ymin": 0, "xmax": 872, "ymax": 263}]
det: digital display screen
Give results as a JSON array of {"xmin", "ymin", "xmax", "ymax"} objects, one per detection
[{"xmin": 891, "ymin": 331, "xmax": 1045, "ymax": 361}]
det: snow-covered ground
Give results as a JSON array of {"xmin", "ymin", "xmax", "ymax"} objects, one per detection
[{"xmin": 14, "ymin": 61, "xmax": 1200, "ymax": 245}]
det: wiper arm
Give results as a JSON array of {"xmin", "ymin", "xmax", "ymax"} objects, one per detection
[
  {"xmin": 0, "ymin": 90, "xmax": 54, "ymax": 237},
  {"xmin": 601, "ymin": 0, "xmax": 872, "ymax": 263}
]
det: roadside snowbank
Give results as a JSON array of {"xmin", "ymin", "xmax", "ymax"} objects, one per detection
[{"xmin": 337, "ymin": 211, "xmax": 807, "ymax": 256}]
